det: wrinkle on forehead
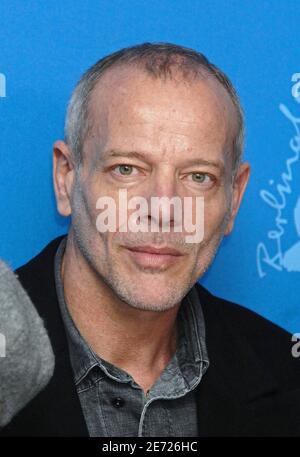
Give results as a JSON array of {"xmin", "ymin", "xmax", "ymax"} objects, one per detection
[{"xmin": 85, "ymin": 65, "xmax": 238, "ymax": 168}]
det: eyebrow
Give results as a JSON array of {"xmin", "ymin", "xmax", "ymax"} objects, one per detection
[{"xmin": 101, "ymin": 149, "xmax": 225, "ymax": 172}]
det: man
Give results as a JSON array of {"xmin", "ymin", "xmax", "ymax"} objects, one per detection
[{"xmin": 2, "ymin": 42, "xmax": 300, "ymax": 437}]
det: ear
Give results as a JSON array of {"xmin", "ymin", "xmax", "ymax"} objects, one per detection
[
  {"xmin": 224, "ymin": 162, "xmax": 251, "ymax": 236},
  {"xmin": 53, "ymin": 140, "xmax": 76, "ymax": 217}
]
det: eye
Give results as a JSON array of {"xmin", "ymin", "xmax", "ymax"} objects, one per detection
[
  {"xmin": 190, "ymin": 172, "xmax": 213, "ymax": 184},
  {"xmin": 113, "ymin": 164, "xmax": 138, "ymax": 176}
]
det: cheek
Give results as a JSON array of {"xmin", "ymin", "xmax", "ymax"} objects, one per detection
[
  {"xmin": 203, "ymin": 194, "xmax": 229, "ymax": 238},
  {"xmin": 72, "ymin": 178, "xmax": 102, "ymax": 233}
]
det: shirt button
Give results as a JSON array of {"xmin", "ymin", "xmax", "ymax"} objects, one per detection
[{"xmin": 111, "ymin": 397, "xmax": 125, "ymax": 408}]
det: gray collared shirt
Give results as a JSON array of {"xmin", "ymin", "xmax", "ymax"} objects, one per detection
[{"xmin": 54, "ymin": 236, "xmax": 209, "ymax": 437}]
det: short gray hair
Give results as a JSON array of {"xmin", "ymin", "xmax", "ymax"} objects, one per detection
[{"xmin": 64, "ymin": 42, "xmax": 245, "ymax": 176}]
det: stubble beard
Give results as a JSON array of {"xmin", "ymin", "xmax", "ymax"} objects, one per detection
[{"xmin": 69, "ymin": 174, "xmax": 231, "ymax": 312}]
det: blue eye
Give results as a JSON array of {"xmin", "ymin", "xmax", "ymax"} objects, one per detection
[
  {"xmin": 191, "ymin": 172, "xmax": 211, "ymax": 183},
  {"xmin": 119, "ymin": 165, "xmax": 133, "ymax": 175},
  {"xmin": 111, "ymin": 164, "xmax": 142, "ymax": 179}
]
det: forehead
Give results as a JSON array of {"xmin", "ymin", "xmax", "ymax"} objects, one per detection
[{"xmin": 86, "ymin": 65, "xmax": 237, "ymax": 161}]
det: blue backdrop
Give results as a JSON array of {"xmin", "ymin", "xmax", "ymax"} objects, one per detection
[{"xmin": 1, "ymin": 0, "xmax": 300, "ymax": 333}]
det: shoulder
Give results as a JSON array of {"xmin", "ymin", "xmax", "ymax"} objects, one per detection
[
  {"xmin": 195, "ymin": 282, "xmax": 300, "ymax": 389},
  {"xmin": 14, "ymin": 235, "xmax": 66, "ymax": 286},
  {"xmin": 13, "ymin": 234, "xmax": 68, "ymax": 354},
  {"xmin": 196, "ymin": 281, "xmax": 292, "ymax": 341},
  {"xmin": 13, "ymin": 235, "xmax": 66, "ymax": 313}
]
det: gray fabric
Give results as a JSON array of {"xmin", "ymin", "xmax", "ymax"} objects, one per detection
[
  {"xmin": 0, "ymin": 260, "xmax": 55, "ymax": 427},
  {"xmin": 55, "ymin": 237, "xmax": 209, "ymax": 437}
]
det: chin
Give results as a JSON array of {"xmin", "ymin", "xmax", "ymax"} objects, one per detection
[
  {"xmin": 106, "ymin": 270, "xmax": 190, "ymax": 311},
  {"xmin": 119, "ymin": 286, "xmax": 184, "ymax": 312},
  {"xmin": 127, "ymin": 299, "xmax": 179, "ymax": 313}
]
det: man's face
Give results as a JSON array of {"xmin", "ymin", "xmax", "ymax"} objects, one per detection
[{"xmin": 67, "ymin": 67, "xmax": 242, "ymax": 311}]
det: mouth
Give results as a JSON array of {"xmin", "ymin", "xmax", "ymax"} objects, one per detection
[{"xmin": 123, "ymin": 245, "xmax": 184, "ymax": 269}]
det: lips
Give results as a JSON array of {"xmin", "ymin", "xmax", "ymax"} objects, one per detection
[
  {"xmin": 126, "ymin": 245, "xmax": 183, "ymax": 256},
  {"xmin": 124, "ymin": 245, "xmax": 184, "ymax": 269}
]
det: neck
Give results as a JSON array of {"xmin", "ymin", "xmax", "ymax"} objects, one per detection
[{"xmin": 61, "ymin": 232, "xmax": 180, "ymax": 393}]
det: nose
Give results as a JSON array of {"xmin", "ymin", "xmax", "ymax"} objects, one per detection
[
  {"xmin": 144, "ymin": 165, "xmax": 181, "ymax": 231},
  {"xmin": 150, "ymin": 165, "xmax": 177, "ymax": 199}
]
